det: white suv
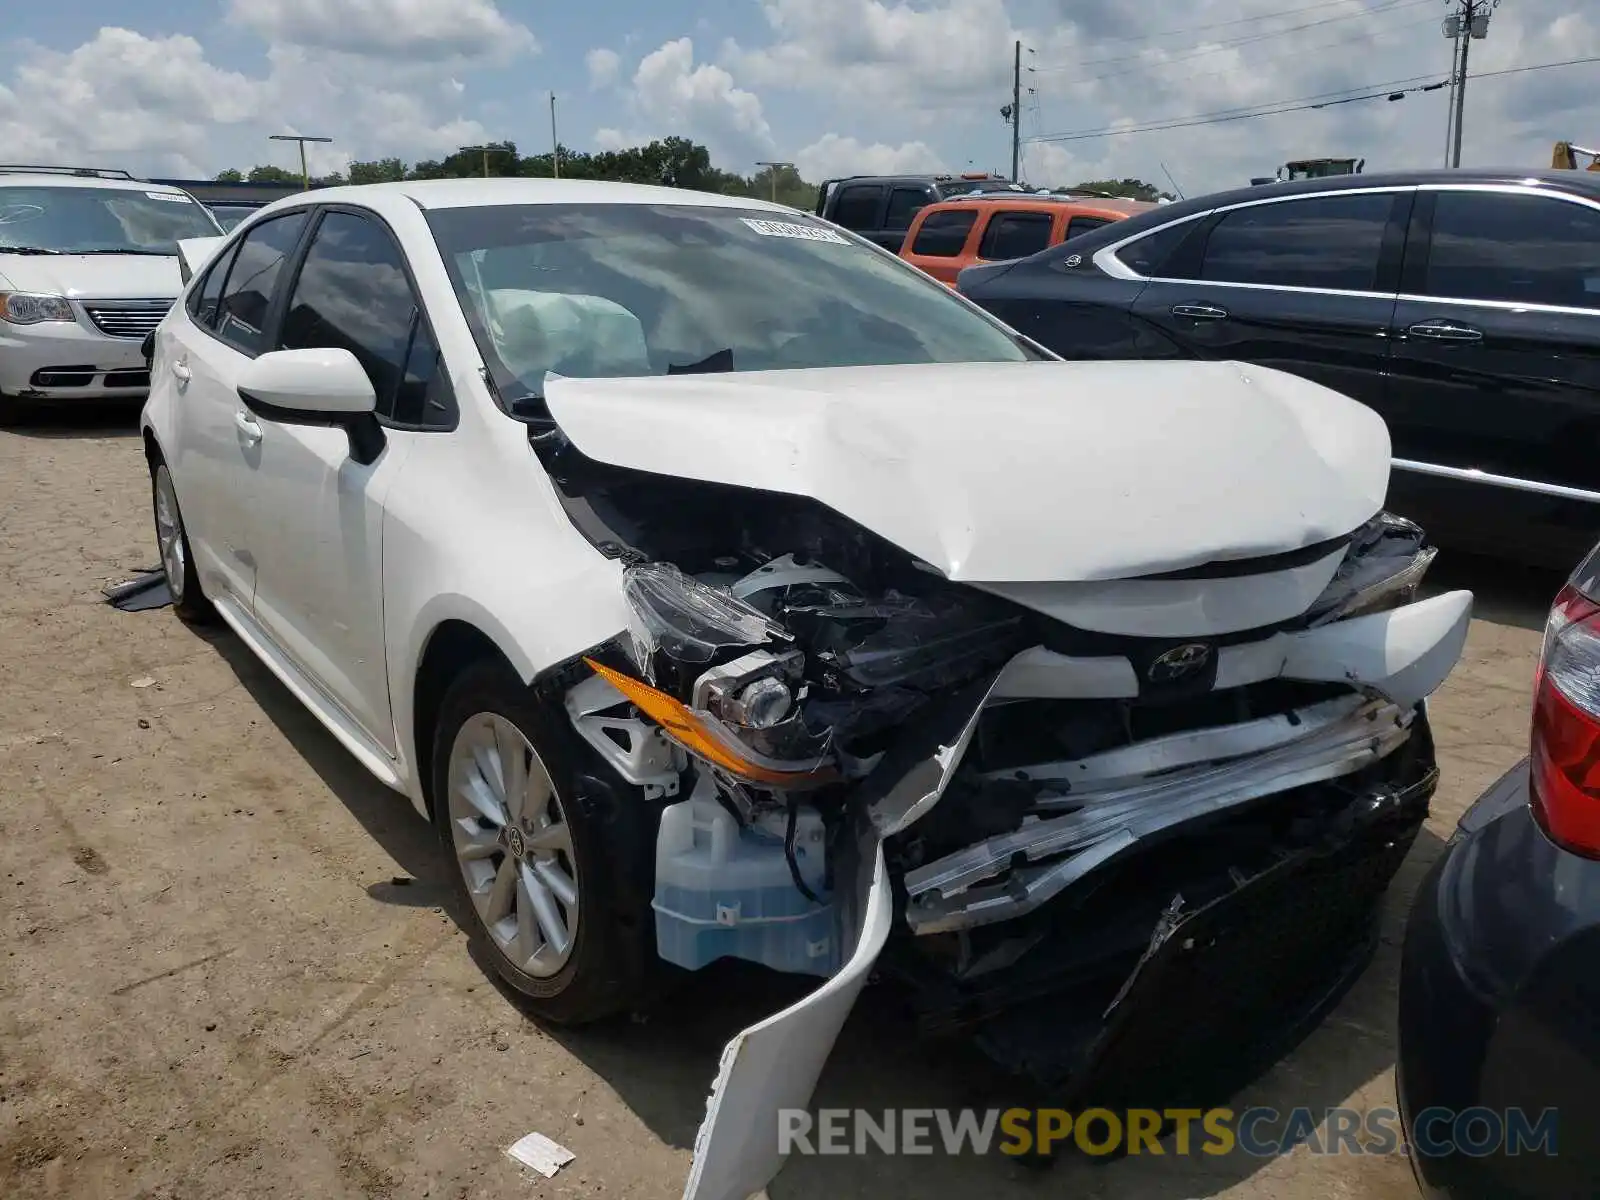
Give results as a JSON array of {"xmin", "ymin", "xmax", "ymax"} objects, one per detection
[{"xmin": 0, "ymin": 166, "xmax": 222, "ymax": 423}]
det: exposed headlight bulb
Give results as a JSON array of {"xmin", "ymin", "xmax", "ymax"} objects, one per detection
[{"xmin": 732, "ymin": 676, "xmax": 793, "ymax": 729}]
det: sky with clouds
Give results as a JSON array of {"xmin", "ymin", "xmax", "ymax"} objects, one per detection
[{"xmin": 0, "ymin": 0, "xmax": 1593, "ymax": 196}]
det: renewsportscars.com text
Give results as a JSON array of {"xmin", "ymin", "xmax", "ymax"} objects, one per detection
[{"xmin": 777, "ymin": 1106, "xmax": 1559, "ymax": 1159}]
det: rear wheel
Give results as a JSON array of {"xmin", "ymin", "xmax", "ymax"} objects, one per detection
[
  {"xmin": 432, "ymin": 662, "xmax": 655, "ymax": 1023},
  {"xmin": 150, "ymin": 460, "xmax": 212, "ymax": 622}
]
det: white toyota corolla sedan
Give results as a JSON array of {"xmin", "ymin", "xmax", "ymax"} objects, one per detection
[{"xmin": 142, "ymin": 178, "xmax": 1472, "ymax": 1199}]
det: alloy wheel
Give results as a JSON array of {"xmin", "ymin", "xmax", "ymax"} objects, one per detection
[
  {"xmin": 153, "ymin": 465, "xmax": 186, "ymax": 603},
  {"xmin": 445, "ymin": 713, "xmax": 579, "ymax": 978}
]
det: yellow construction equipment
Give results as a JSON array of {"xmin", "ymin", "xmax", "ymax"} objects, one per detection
[{"xmin": 1552, "ymin": 142, "xmax": 1600, "ymax": 171}]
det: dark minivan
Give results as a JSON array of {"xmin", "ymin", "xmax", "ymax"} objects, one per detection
[
  {"xmin": 959, "ymin": 170, "xmax": 1600, "ymax": 569},
  {"xmin": 815, "ymin": 173, "xmax": 1019, "ymax": 251}
]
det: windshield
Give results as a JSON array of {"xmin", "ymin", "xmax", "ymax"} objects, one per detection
[
  {"xmin": 0, "ymin": 186, "xmax": 221, "ymax": 254},
  {"xmin": 426, "ymin": 202, "xmax": 1036, "ymax": 406}
]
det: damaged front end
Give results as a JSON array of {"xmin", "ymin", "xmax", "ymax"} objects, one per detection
[{"xmin": 522, "ymin": 368, "xmax": 1470, "ymax": 1200}]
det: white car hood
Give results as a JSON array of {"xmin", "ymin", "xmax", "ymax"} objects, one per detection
[
  {"xmin": 544, "ymin": 359, "xmax": 1392, "ymax": 583},
  {"xmin": 0, "ymin": 252, "xmax": 181, "ymax": 300}
]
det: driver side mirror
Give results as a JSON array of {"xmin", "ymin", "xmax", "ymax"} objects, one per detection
[{"xmin": 236, "ymin": 348, "xmax": 386, "ymax": 464}]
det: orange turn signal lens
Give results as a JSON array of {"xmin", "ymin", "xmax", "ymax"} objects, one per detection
[{"xmin": 584, "ymin": 658, "xmax": 835, "ymax": 787}]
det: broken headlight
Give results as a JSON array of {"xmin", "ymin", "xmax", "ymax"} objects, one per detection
[
  {"xmin": 607, "ymin": 564, "xmax": 833, "ymax": 788},
  {"xmin": 1307, "ymin": 512, "xmax": 1437, "ymax": 627},
  {"xmin": 622, "ymin": 561, "xmax": 787, "ymax": 677}
]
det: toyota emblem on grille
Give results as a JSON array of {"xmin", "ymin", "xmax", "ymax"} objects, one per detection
[{"xmin": 1148, "ymin": 642, "xmax": 1212, "ymax": 683}]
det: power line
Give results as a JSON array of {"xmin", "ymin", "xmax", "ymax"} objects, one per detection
[
  {"xmin": 1037, "ymin": 0, "xmax": 1372, "ymax": 50},
  {"xmin": 1024, "ymin": 54, "xmax": 1600, "ymax": 146},
  {"xmin": 1468, "ymin": 54, "xmax": 1600, "ymax": 83},
  {"xmin": 1029, "ymin": 0, "xmax": 1436, "ymax": 75},
  {"xmin": 1028, "ymin": 74, "xmax": 1445, "ymax": 144}
]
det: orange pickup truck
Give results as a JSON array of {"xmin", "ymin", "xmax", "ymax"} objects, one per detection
[{"xmin": 900, "ymin": 193, "xmax": 1154, "ymax": 285}]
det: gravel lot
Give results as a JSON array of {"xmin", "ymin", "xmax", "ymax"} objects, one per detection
[{"xmin": 0, "ymin": 409, "xmax": 1558, "ymax": 1200}]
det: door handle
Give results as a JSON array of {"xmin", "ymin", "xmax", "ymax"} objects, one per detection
[
  {"xmin": 233, "ymin": 410, "xmax": 262, "ymax": 444},
  {"xmin": 1171, "ymin": 303, "xmax": 1229, "ymax": 321},
  {"xmin": 170, "ymin": 358, "xmax": 191, "ymax": 382},
  {"xmin": 1406, "ymin": 320, "xmax": 1483, "ymax": 343}
]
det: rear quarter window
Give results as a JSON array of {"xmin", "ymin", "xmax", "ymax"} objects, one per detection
[{"xmin": 1112, "ymin": 219, "xmax": 1197, "ymax": 277}]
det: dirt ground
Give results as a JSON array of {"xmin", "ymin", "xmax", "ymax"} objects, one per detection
[{"xmin": 0, "ymin": 408, "xmax": 1561, "ymax": 1200}]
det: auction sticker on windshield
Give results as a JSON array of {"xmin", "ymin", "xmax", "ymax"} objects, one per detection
[{"xmin": 741, "ymin": 218, "xmax": 851, "ymax": 245}]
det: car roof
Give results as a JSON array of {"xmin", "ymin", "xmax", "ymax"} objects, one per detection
[
  {"xmin": 930, "ymin": 194, "xmax": 1155, "ymax": 217},
  {"xmin": 1030, "ymin": 167, "xmax": 1600, "ymax": 259},
  {"xmin": 829, "ymin": 174, "xmax": 1009, "ymax": 186},
  {"xmin": 261, "ymin": 177, "xmax": 803, "ymax": 215},
  {"xmin": 1150, "ymin": 167, "xmax": 1600, "ymax": 219},
  {"xmin": 0, "ymin": 171, "xmax": 191, "ymax": 197}
]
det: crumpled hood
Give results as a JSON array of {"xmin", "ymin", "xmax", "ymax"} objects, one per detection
[
  {"xmin": 545, "ymin": 359, "xmax": 1392, "ymax": 583},
  {"xmin": 0, "ymin": 252, "xmax": 181, "ymax": 300}
]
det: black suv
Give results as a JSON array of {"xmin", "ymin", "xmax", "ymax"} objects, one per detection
[
  {"xmin": 959, "ymin": 170, "xmax": 1600, "ymax": 569},
  {"xmin": 816, "ymin": 174, "xmax": 1019, "ymax": 251}
]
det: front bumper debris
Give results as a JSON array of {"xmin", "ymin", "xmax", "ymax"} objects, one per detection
[{"xmin": 906, "ymin": 695, "xmax": 1416, "ymax": 933}]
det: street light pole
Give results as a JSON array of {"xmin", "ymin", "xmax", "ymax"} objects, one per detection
[
  {"xmin": 269, "ymin": 134, "xmax": 333, "ymax": 190},
  {"xmin": 755, "ymin": 160, "xmax": 794, "ymax": 204}
]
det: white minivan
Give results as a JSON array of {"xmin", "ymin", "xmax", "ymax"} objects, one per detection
[{"xmin": 0, "ymin": 165, "xmax": 221, "ymax": 423}]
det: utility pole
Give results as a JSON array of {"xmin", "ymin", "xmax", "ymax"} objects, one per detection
[
  {"xmin": 755, "ymin": 161, "xmax": 795, "ymax": 203},
  {"xmin": 1442, "ymin": 26, "xmax": 1460, "ymax": 165},
  {"xmin": 269, "ymin": 133, "xmax": 332, "ymax": 190},
  {"xmin": 1442, "ymin": 0, "xmax": 1499, "ymax": 168},
  {"xmin": 550, "ymin": 93, "xmax": 561, "ymax": 179},
  {"xmin": 463, "ymin": 144, "xmax": 511, "ymax": 178},
  {"xmin": 1011, "ymin": 39, "xmax": 1021, "ymax": 181}
]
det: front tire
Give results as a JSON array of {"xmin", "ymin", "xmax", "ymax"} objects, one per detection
[
  {"xmin": 432, "ymin": 662, "xmax": 655, "ymax": 1024},
  {"xmin": 150, "ymin": 459, "xmax": 212, "ymax": 623}
]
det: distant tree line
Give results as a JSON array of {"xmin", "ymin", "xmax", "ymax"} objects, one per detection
[
  {"xmin": 216, "ymin": 137, "xmax": 1172, "ymax": 208},
  {"xmin": 215, "ymin": 137, "xmax": 821, "ymax": 211}
]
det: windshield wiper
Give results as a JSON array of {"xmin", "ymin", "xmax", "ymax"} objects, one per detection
[
  {"xmin": 0, "ymin": 246, "xmax": 63, "ymax": 255},
  {"xmin": 72, "ymin": 248, "xmax": 174, "ymax": 256}
]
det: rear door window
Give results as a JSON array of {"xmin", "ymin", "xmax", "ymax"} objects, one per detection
[
  {"xmin": 1199, "ymin": 193, "xmax": 1395, "ymax": 291},
  {"xmin": 188, "ymin": 239, "xmax": 240, "ymax": 330},
  {"xmin": 978, "ymin": 211, "xmax": 1054, "ymax": 260},
  {"xmin": 1422, "ymin": 191, "xmax": 1600, "ymax": 309},
  {"xmin": 884, "ymin": 186, "xmax": 931, "ymax": 231},
  {"xmin": 213, "ymin": 210, "xmax": 310, "ymax": 355},
  {"xmin": 831, "ymin": 185, "xmax": 885, "ymax": 232},
  {"xmin": 911, "ymin": 209, "xmax": 978, "ymax": 257}
]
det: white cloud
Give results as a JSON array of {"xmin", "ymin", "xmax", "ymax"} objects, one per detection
[
  {"xmin": 0, "ymin": 27, "xmax": 489, "ymax": 178},
  {"xmin": 612, "ymin": 38, "xmax": 776, "ymax": 166},
  {"xmin": 795, "ymin": 134, "xmax": 946, "ymax": 180},
  {"xmin": 228, "ymin": 0, "xmax": 537, "ymax": 60},
  {"xmin": 728, "ymin": 0, "xmax": 1020, "ymax": 112},
  {"xmin": 0, "ymin": 28, "xmax": 265, "ymax": 178},
  {"xmin": 586, "ymin": 47, "xmax": 621, "ymax": 90}
]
